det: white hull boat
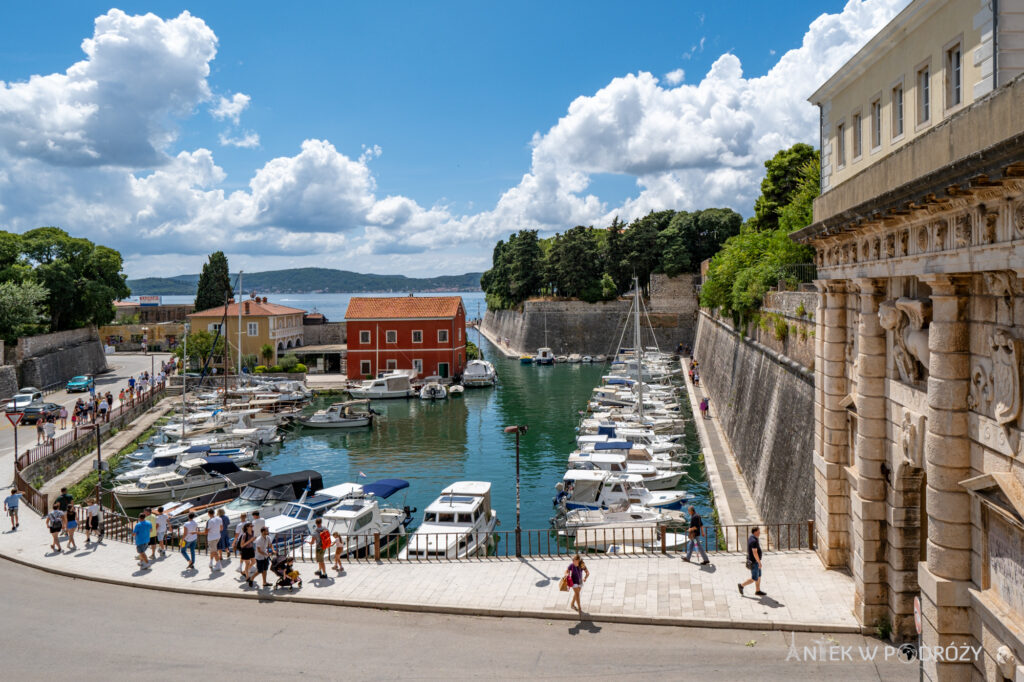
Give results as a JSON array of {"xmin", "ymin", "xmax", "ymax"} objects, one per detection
[
  {"xmin": 400, "ymin": 481, "xmax": 498, "ymax": 559},
  {"xmin": 462, "ymin": 360, "xmax": 497, "ymax": 387}
]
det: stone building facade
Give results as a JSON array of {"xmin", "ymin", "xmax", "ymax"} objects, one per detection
[{"xmin": 796, "ymin": 1, "xmax": 1024, "ymax": 679}]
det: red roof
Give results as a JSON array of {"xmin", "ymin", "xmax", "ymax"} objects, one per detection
[
  {"xmin": 345, "ymin": 296, "xmax": 463, "ymax": 320},
  {"xmin": 188, "ymin": 301, "xmax": 306, "ymax": 318}
]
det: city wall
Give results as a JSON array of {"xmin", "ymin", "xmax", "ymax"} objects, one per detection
[
  {"xmin": 0, "ymin": 365, "xmax": 17, "ymax": 399},
  {"xmin": 15, "ymin": 327, "xmax": 109, "ymax": 389},
  {"xmin": 303, "ymin": 321, "xmax": 346, "ymax": 345},
  {"xmin": 694, "ymin": 309, "xmax": 815, "ymax": 524},
  {"xmin": 481, "ymin": 274, "xmax": 698, "ymax": 356}
]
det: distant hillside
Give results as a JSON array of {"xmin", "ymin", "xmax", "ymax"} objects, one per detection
[{"xmin": 127, "ymin": 267, "xmax": 483, "ymax": 295}]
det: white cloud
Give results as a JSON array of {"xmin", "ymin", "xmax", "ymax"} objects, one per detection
[
  {"xmin": 210, "ymin": 92, "xmax": 250, "ymax": 124},
  {"xmin": 0, "ymin": 1, "xmax": 911, "ymax": 277},
  {"xmin": 664, "ymin": 68, "xmax": 686, "ymax": 86},
  {"xmin": 219, "ymin": 131, "xmax": 260, "ymax": 148}
]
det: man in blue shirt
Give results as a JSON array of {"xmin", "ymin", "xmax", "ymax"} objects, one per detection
[
  {"xmin": 4, "ymin": 489, "xmax": 22, "ymax": 531},
  {"xmin": 133, "ymin": 512, "xmax": 152, "ymax": 570}
]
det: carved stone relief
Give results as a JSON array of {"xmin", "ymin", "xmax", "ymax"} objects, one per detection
[
  {"xmin": 872, "ymin": 237, "xmax": 880, "ymax": 260},
  {"xmin": 968, "ymin": 358, "xmax": 994, "ymax": 413},
  {"xmin": 899, "ymin": 410, "xmax": 925, "ymax": 470},
  {"xmin": 990, "ymin": 327, "xmax": 1021, "ymax": 426},
  {"xmin": 885, "ymin": 233, "xmax": 895, "ymax": 258},
  {"xmin": 1014, "ymin": 203, "xmax": 1024, "ymax": 237},
  {"xmin": 954, "ymin": 212, "xmax": 972, "ymax": 248},
  {"xmin": 933, "ymin": 220, "xmax": 947, "ymax": 249},
  {"xmin": 916, "ymin": 226, "xmax": 928, "ymax": 252},
  {"xmin": 899, "ymin": 230, "xmax": 909, "ymax": 256},
  {"xmin": 879, "ymin": 298, "xmax": 931, "ymax": 383},
  {"xmin": 982, "ymin": 206, "xmax": 999, "ymax": 244}
]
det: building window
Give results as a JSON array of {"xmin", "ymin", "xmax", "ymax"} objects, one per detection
[
  {"xmin": 359, "ymin": 330, "xmax": 370, "ymax": 345},
  {"xmin": 918, "ymin": 66, "xmax": 930, "ymax": 123},
  {"xmin": 412, "ymin": 330, "xmax": 423, "ymax": 344},
  {"xmin": 412, "ymin": 359, "xmax": 423, "ymax": 373},
  {"xmin": 835, "ymin": 122, "xmax": 845, "ymax": 167},
  {"xmin": 946, "ymin": 44, "xmax": 962, "ymax": 108},
  {"xmin": 247, "ymin": 322, "xmax": 258, "ymax": 336},
  {"xmin": 870, "ymin": 99, "xmax": 881, "ymax": 149},
  {"xmin": 386, "ymin": 359, "xmax": 397, "ymax": 370},
  {"xmin": 359, "ymin": 360, "xmax": 371, "ymax": 376},
  {"xmin": 891, "ymin": 84, "xmax": 904, "ymax": 138},
  {"xmin": 208, "ymin": 323, "xmax": 221, "ymax": 333},
  {"xmin": 851, "ymin": 113, "xmax": 862, "ymax": 158},
  {"xmin": 438, "ymin": 329, "xmax": 449, "ymax": 343},
  {"xmin": 385, "ymin": 330, "xmax": 397, "ymax": 344}
]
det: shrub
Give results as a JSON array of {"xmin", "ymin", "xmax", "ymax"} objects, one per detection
[
  {"xmin": 269, "ymin": 365, "xmax": 283, "ymax": 373},
  {"xmin": 795, "ymin": 302, "xmax": 806, "ymax": 317},
  {"xmin": 292, "ymin": 363, "xmax": 307, "ymax": 373},
  {"xmin": 254, "ymin": 365, "xmax": 268, "ymax": 373},
  {"xmin": 772, "ymin": 314, "xmax": 788, "ymax": 340},
  {"xmin": 278, "ymin": 353, "xmax": 299, "ymax": 372},
  {"xmin": 798, "ymin": 326, "xmax": 809, "ymax": 341}
]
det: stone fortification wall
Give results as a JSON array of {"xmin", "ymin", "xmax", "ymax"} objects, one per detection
[
  {"xmin": 303, "ymin": 321, "xmax": 346, "ymax": 345},
  {"xmin": 694, "ymin": 310, "xmax": 814, "ymax": 524},
  {"xmin": 16, "ymin": 327, "xmax": 108, "ymax": 388},
  {"xmin": 0, "ymin": 366, "xmax": 17, "ymax": 399},
  {"xmin": 481, "ymin": 274, "xmax": 697, "ymax": 356}
]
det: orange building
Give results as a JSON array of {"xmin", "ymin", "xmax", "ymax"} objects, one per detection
[{"xmin": 345, "ymin": 296, "xmax": 466, "ymax": 379}]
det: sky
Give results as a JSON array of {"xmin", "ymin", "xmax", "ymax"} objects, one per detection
[{"xmin": 0, "ymin": 0, "xmax": 910, "ymax": 279}]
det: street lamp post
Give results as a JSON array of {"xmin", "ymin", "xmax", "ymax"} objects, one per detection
[
  {"xmin": 503, "ymin": 424, "xmax": 528, "ymax": 557},
  {"xmin": 141, "ymin": 326, "xmax": 148, "ymax": 355}
]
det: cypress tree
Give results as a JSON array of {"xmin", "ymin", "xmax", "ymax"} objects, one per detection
[{"xmin": 194, "ymin": 251, "xmax": 233, "ymax": 312}]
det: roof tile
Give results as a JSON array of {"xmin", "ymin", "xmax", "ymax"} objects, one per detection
[
  {"xmin": 345, "ymin": 296, "xmax": 463, "ymax": 320},
  {"xmin": 188, "ymin": 301, "xmax": 306, "ymax": 317}
]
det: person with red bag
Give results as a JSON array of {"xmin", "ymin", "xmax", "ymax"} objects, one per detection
[{"xmin": 564, "ymin": 554, "xmax": 590, "ymax": 617}]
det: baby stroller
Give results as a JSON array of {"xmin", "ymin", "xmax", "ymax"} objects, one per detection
[{"xmin": 271, "ymin": 554, "xmax": 302, "ymax": 590}]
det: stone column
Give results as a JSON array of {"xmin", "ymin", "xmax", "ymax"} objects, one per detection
[
  {"xmin": 918, "ymin": 274, "xmax": 973, "ymax": 681},
  {"xmin": 814, "ymin": 280, "xmax": 849, "ymax": 567},
  {"xmin": 850, "ymin": 278, "xmax": 889, "ymax": 625}
]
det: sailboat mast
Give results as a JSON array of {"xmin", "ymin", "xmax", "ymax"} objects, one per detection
[{"xmin": 634, "ymin": 277, "xmax": 644, "ymax": 419}]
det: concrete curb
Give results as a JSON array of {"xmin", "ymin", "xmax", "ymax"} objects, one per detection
[{"xmin": 0, "ymin": 551, "xmax": 868, "ymax": 635}]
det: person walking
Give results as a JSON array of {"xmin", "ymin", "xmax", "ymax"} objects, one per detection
[
  {"xmin": 118, "ymin": 388, "xmax": 126, "ymax": 407},
  {"xmin": 154, "ymin": 507, "xmax": 168, "ymax": 555},
  {"xmin": 216, "ymin": 508, "xmax": 230, "ymax": 562},
  {"xmin": 738, "ymin": 526, "xmax": 766, "ymax": 596},
  {"xmin": 232, "ymin": 513, "xmax": 248, "ymax": 572},
  {"xmin": 43, "ymin": 417, "xmax": 56, "ymax": 444},
  {"xmin": 55, "ymin": 488, "xmax": 73, "ymax": 532},
  {"xmin": 35, "ymin": 419, "xmax": 45, "ymax": 445},
  {"xmin": 84, "ymin": 498, "xmax": 102, "ymax": 544},
  {"xmin": 58, "ymin": 405, "xmax": 67, "ymax": 429},
  {"xmin": 145, "ymin": 507, "xmax": 159, "ymax": 561},
  {"xmin": 98, "ymin": 397, "xmax": 109, "ymax": 423},
  {"xmin": 180, "ymin": 512, "xmax": 199, "ymax": 570},
  {"xmin": 4, "ymin": 489, "xmax": 22, "ymax": 531},
  {"xmin": 238, "ymin": 523, "xmax": 256, "ymax": 586},
  {"xmin": 205, "ymin": 509, "xmax": 223, "ymax": 570},
  {"xmin": 565, "ymin": 554, "xmax": 589, "ymax": 617},
  {"xmin": 250, "ymin": 510, "xmax": 264, "ymax": 535},
  {"xmin": 46, "ymin": 503, "xmax": 65, "ymax": 552},
  {"xmin": 133, "ymin": 513, "xmax": 152, "ymax": 570},
  {"xmin": 331, "ymin": 532, "xmax": 346, "ymax": 574},
  {"xmin": 312, "ymin": 517, "xmax": 330, "ymax": 580},
  {"xmin": 253, "ymin": 526, "xmax": 272, "ymax": 588},
  {"xmin": 65, "ymin": 504, "xmax": 79, "ymax": 551},
  {"xmin": 682, "ymin": 505, "xmax": 710, "ymax": 565}
]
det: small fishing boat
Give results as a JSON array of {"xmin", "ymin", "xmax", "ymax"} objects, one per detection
[
  {"xmin": 593, "ymin": 354, "xmax": 607, "ymax": 363},
  {"xmin": 400, "ymin": 481, "xmax": 499, "ymax": 559},
  {"xmin": 519, "ymin": 354, "xmax": 534, "ymax": 365},
  {"xmin": 419, "ymin": 378, "xmax": 448, "ymax": 400},
  {"xmin": 298, "ymin": 400, "xmax": 374, "ymax": 429},
  {"xmin": 448, "ymin": 384, "xmax": 465, "ymax": 397},
  {"xmin": 582, "ymin": 355, "xmax": 593, "ymax": 363},
  {"xmin": 536, "ymin": 347, "xmax": 555, "ymax": 365},
  {"xmin": 567, "ymin": 354, "xmax": 582, "ymax": 363},
  {"xmin": 556, "ymin": 355, "xmax": 568, "ymax": 363},
  {"xmin": 556, "ymin": 470, "xmax": 688, "ymax": 511},
  {"xmin": 348, "ymin": 370, "xmax": 418, "ymax": 399},
  {"xmin": 462, "ymin": 360, "xmax": 497, "ymax": 387}
]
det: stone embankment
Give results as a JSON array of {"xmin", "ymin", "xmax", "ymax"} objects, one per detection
[
  {"xmin": 10, "ymin": 327, "xmax": 109, "ymax": 389},
  {"xmin": 481, "ymin": 274, "xmax": 698, "ymax": 356},
  {"xmin": 693, "ymin": 308, "xmax": 814, "ymax": 525}
]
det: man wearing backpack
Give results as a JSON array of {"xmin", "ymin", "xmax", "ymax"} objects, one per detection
[{"xmin": 312, "ymin": 517, "xmax": 331, "ymax": 580}]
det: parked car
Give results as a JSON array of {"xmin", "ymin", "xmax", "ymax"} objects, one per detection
[
  {"xmin": 66, "ymin": 375, "xmax": 95, "ymax": 392},
  {"xmin": 4, "ymin": 388, "xmax": 43, "ymax": 413},
  {"xmin": 21, "ymin": 402, "xmax": 61, "ymax": 425}
]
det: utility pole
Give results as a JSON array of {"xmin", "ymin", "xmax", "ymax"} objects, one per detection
[{"xmin": 503, "ymin": 424, "xmax": 528, "ymax": 557}]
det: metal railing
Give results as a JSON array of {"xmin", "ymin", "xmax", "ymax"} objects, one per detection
[{"xmin": 82, "ymin": 516, "xmax": 815, "ymax": 564}]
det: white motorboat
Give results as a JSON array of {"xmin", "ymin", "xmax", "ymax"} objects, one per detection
[
  {"xmin": 567, "ymin": 354, "xmax": 582, "ymax": 363},
  {"xmin": 322, "ymin": 479, "xmax": 414, "ymax": 558},
  {"xmin": 555, "ymin": 501, "xmax": 685, "ymax": 537},
  {"xmin": 419, "ymin": 378, "xmax": 448, "ymax": 400},
  {"xmin": 211, "ymin": 470, "xmax": 324, "ymax": 527},
  {"xmin": 568, "ymin": 452, "xmax": 683, "ymax": 490},
  {"xmin": 112, "ymin": 457, "xmax": 270, "ymax": 508},
  {"xmin": 115, "ymin": 444, "xmax": 257, "ymax": 482},
  {"xmin": 264, "ymin": 482, "xmax": 365, "ymax": 550},
  {"xmin": 348, "ymin": 370, "xmax": 418, "ymax": 399},
  {"xmin": 448, "ymin": 384, "xmax": 464, "ymax": 397},
  {"xmin": 298, "ymin": 400, "xmax": 374, "ymax": 429},
  {"xmin": 556, "ymin": 355, "xmax": 568, "ymax": 363},
  {"xmin": 593, "ymin": 354, "xmax": 607, "ymax": 363},
  {"xmin": 582, "ymin": 355, "xmax": 593, "ymax": 363},
  {"xmin": 536, "ymin": 347, "xmax": 555, "ymax": 365},
  {"xmin": 400, "ymin": 481, "xmax": 499, "ymax": 559},
  {"xmin": 556, "ymin": 470, "xmax": 688, "ymax": 511},
  {"xmin": 462, "ymin": 360, "xmax": 497, "ymax": 387}
]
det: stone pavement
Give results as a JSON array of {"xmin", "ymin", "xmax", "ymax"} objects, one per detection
[
  {"xmin": 473, "ymin": 325, "xmax": 519, "ymax": 358},
  {"xmin": 681, "ymin": 357, "xmax": 761, "ymax": 526},
  {"xmin": 0, "ymin": 511, "xmax": 860, "ymax": 633}
]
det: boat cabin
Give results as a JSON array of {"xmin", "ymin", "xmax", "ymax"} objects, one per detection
[{"xmin": 423, "ymin": 481, "xmax": 493, "ymax": 527}]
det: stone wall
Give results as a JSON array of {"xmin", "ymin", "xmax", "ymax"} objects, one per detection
[
  {"xmin": 481, "ymin": 274, "xmax": 698, "ymax": 356},
  {"xmin": 693, "ymin": 310, "xmax": 815, "ymax": 524},
  {"xmin": 16, "ymin": 327, "xmax": 108, "ymax": 388},
  {"xmin": 0, "ymin": 365, "xmax": 17, "ymax": 400},
  {"xmin": 303, "ymin": 321, "xmax": 346, "ymax": 345}
]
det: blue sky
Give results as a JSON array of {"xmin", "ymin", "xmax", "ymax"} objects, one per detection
[{"xmin": 0, "ymin": 1, "xmax": 908, "ymax": 278}]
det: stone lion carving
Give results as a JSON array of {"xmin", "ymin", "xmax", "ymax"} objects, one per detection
[{"xmin": 879, "ymin": 298, "xmax": 931, "ymax": 383}]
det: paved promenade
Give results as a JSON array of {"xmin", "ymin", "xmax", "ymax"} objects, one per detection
[{"xmin": 0, "ymin": 514, "xmax": 859, "ymax": 633}]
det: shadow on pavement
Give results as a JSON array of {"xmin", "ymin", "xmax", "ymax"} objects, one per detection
[{"xmin": 568, "ymin": 619, "xmax": 602, "ymax": 635}]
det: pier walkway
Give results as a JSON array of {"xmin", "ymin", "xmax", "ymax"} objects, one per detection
[
  {"xmin": 0, "ymin": 516, "xmax": 859, "ymax": 633},
  {"xmin": 681, "ymin": 358, "xmax": 762, "ymax": 527}
]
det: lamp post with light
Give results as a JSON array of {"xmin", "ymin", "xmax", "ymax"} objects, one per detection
[{"xmin": 503, "ymin": 424, "xmax": 528, "ymax": 557}]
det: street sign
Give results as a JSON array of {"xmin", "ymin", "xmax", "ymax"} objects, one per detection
[
  {"xmin": 914, "ymin": 595, "xmax": 922, "ymax": 634},
  {"xmin": 5, "ymin": 412, "xmax": 23, "ymax": 427}
]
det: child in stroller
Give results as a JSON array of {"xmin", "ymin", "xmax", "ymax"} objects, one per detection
[{"xmin": 271, "ymin": 553, "xmax": 302, "ymax": 590}]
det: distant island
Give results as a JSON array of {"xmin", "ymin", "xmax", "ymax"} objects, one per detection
[{"xmin": 127, "ymin": 267, "xmax": 483, "ymax": 295}]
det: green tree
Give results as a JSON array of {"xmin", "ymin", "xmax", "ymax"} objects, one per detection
[
  {"xmin": 777, "ymin": 155, "xmax": 821, "ymax": 233},
  {"xmin": 599, "ymin": 273, "xmax": 618, "ymax": 300},
  {"xmin": 751, "ymin": 143, "xmax": 818, "ymax": 231},
  {"xmin": 260, "ymin": 343, "xmax": 274, "ymax": 367},
  {"xmin": 623, "ymin": 213, "xmax": 662, "ymax": 294},
  {"xmin": 19, "ymin": 227, "xmax": 130, "ymax": 330},
  {"xmin": 658, "ymin": 208, "xmax": 743, "ymax": 276},
  {"xmin": 0, "ymin": 231, "xmax": 25, "ymax": 284},
  {"xmin": 547, "ymin": 226, "xmax": 604, "ymax": 301},
  {"xmin": 506, "ymin": 230, "xmax": 543, "ymax": 302},
  {"xmin": 173, "ymin": 330, "xmax": 225, "ymax": 367},
  {"xmin": 0, "ymin": 280, "xmax": 48, "ymax": 343},
  {"xmin": 194, "ymin": 251, "xmax": 233, "ymax": 312},
  {"xmin": 603, "ymin": 217, "xmax": 631, "ymax": 293}
]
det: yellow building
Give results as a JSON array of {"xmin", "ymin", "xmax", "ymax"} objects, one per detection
[{"xmin": 186, "ymin": 297, "xmax": 305, "ymax": 365}]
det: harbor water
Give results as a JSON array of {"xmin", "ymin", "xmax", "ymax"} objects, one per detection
[{"xmin": 257, "ymin": 329, "xmax": 712, "ymax": 531}]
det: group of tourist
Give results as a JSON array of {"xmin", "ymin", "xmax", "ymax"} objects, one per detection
[
  {"xmin": 687, "ymin": 358, "xmax": 701, "ymax": 386},
  {"xmin": 41, "ymin": 487, "xmax": 101, "ymax": 553}
]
